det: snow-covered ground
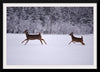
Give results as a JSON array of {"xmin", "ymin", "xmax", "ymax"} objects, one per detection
[{"xmin": 7, "ymin": 34, "xmax": 93, "ymax": 65}]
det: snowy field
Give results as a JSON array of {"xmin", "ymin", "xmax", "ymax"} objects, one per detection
[{"xmin": 7, "ymin": 34, "xmax": 93, "ymax": 65}]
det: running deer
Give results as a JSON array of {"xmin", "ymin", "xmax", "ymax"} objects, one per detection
[
  {"xmin": 69, "ymin": 32, "xmax": 85, "ymax": 45},
  {"xmin": 21, "ymin": 30, "xmax": 47, "ymax": 45}
]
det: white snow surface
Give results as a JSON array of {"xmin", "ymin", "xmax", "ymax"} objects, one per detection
[{"xmin": 7, "ymin": 34, "xmax": 93, "ymax": 65}]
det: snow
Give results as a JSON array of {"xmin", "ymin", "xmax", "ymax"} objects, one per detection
[{"xmin": 7, "ymin": 34, "xmax": 93, "ymax": 65}]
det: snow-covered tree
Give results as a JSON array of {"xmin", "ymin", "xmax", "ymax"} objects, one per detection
[{"xmin": 7, "ymin": 7, "xmax": 93, "ymax": 34}]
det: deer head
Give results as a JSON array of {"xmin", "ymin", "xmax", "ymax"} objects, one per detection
[
  {"xmin": 69, "ymin": 32, "xmax": 73, "ymax": 36},
  {"xmin": 24, "ymin": 30, "xmax": 28, "ymax": 34}
]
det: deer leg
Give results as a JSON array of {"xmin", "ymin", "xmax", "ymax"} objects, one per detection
[
  {"xmin": 81, "ymin": 42, "xmax": 85, "ymax": 45},
  {"xmin": 25, "ymin": 40, "xmax": 29, "ymax": 45},
  {"xmin": 41, "ymin": 39, "xmax": 47, "ymax": 44},
  {"xmin": 21, "ymin": 39, "xmax": 27, "ymax": 43},
  {"xmin": 40, "ymin": 40, "xmax": 43, "ymax": 45},
  {"xmin": 68, "ymin": 41, "xmax": 72, "ymax": 45}
]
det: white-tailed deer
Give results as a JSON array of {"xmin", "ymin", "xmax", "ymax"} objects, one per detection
[
  {"xmin": 21, "ymin": 30, "xmax": 47, "ymax": 45},
  {"xmin": 69, "ymin": 32, "xmax": 85, "ymax": 45}
]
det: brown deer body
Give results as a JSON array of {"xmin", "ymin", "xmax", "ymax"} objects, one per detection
[
  {"xmin": 21, "ymin": 30, "xmax": 47, "ymax": 45},
  {"xmin": 69, "ymin": 32, "xmax": 85, "ymax": 45}
]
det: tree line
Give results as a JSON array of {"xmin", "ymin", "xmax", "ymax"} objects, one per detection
[{"xmin": 7, "ymin": 7, "xmax": 93, "ymax": 34}]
